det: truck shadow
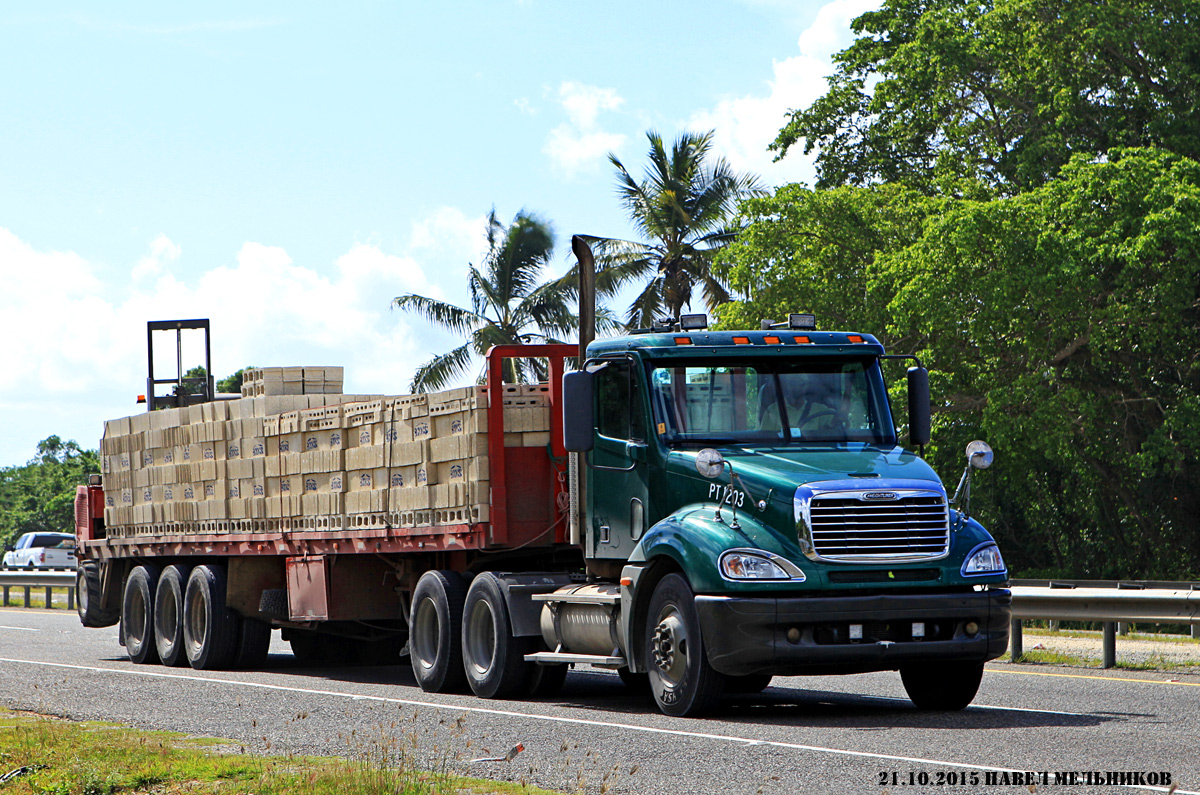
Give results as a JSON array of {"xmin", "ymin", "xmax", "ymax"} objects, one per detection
[{"xmin": 266, "ymin": 658, "xmax": 1129, "ymax": 730}]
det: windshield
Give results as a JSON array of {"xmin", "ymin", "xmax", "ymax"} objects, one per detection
[{"xmin": 648, "ymin": 358, "xmax": 896, "ymax": 446}]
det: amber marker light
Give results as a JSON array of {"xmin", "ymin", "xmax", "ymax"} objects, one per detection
[
  {"xmin": 732, "ymin": 336, "xmax": 751, "ymax": 344},
  {"xmin": 674, "ymin": 337, "xmax": 693, "ymax": 345},
  {"xmin": 793, "ymin": 336, "xmax": 811, "ymax": 344},
  {"xmin": 764, "ymin": 336, "xmax": 781, "ymax": 344},
  {"xmin": 847, "ymin": 335, "xmax": 864, "ymax": 343}
]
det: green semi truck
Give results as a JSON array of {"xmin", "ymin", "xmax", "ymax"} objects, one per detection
[{"xmin": 76, "ymin": 314, "xmax": 1009, "ymax": 718}]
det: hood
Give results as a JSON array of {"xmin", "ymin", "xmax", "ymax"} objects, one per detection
[{"xmin": 706, "ymin": 444, "xmax": 941, "ymax": 492}]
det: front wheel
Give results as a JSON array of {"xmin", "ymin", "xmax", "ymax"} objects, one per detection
[
  {"xmin": 644, "ymin": 573, "xmax": 725, "ymax": 717},
  {"xmin": 900, "ymin": 661, "xmax": 984, "ymax": 710}
]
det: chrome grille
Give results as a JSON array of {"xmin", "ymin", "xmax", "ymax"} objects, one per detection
[{"xmin": 808, "ymin": 493, "xmax": 949, "ymax": 560}]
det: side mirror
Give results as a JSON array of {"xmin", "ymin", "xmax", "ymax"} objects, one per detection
[
  {"xmin": 562, "ymin": 370, "xmax": 595, "ymax": 452},
  {"xmin": 906, "ymin": 366, "xmax": 931, "ymax": 446}
]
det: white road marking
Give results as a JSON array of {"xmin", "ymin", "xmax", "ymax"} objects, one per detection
[
  {"xmin": 0, "ymin": 656, "xmax": 1193, "ymax": 795},
  {"xmin": 0, "ymin": 626, "xmax": 39, "ymax": 632}
]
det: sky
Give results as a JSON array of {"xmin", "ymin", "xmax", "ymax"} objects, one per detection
[{"xmin": 0, "ymin": 0, "xmax": 879, "ymax": 468}]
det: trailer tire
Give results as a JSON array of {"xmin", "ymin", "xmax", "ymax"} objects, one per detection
[
  {"xmin": 900, "ymin": 661, "xmax": 984, "ymax": 710},
  {"xmin": 153, "ymin": 565, "xmax": 190, "ymax": 667},
  {"xmin": 183, "ymin": 564, "xmax": 240, "ymax": 670},
  {"xmin": 462, "ymin": 572, "xmax": 535, "ymax": 699},
  {"xmin": 645, "ymin": 573, "xmax": 725, "ymax": 717},
  {"xmin": 77, "ymin": 561, "xmax": 119, "ymax": 628},
  {"xmin": 409, "ymin": 570, "xmax": 468, "ymax": 693},
  {"xmin": 235, "ymin": 619, "xmax": 272, "ymax": 669},
  {"xmin": 286, "ymin": 629, "xmax": 330, "ymax": 664},
  {"xmin": 527, "ymin": 662, "xmax": 569, "ymax": 698},
  {"xmin": 122, "ymin": 564, "xmax": 162, "ymax": 664}
]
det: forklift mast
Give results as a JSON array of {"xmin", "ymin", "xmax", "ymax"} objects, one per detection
[{"xmin": 146, "ymin": 319, "xmax": 216, "ymax": 411}]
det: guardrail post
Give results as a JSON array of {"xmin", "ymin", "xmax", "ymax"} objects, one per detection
[
  {"xmin": 44, "ymin": 586, "xmax": 53, "ymax": 607},
  {"xmin": 1192, "ymin": 623, "xmax": 1199, "ymax": 640},
  {"xmin": 1102, "ymin": 621, "xmax": 1117, "ymax": 669},
  {"xmin": 23, "ymin": 586, "xmax": 31, "ymax": 608},
  {"xmin": 1010, "ymin": 618, "xmax": 1023, "ymax": 660},
  {"xmin": 2, "ymin": 585, "xmax": 8, "ymax": 606},
  {"xmin": 67, "ymin": 586, "xmax": 75, "ymax": 611}
]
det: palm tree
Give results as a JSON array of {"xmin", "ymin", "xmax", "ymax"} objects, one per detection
[
  {"xmin": 393, "ymin": 209, "xmax": 580, "ymax": 392},
  {"xmin": 588, "ymin": 130, "xmax": 763, "ymax": 329}
]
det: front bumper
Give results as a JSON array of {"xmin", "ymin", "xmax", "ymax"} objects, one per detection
[{"xmin": 694, "ymin": 588, "xmax": 1011, "ymax": 677}]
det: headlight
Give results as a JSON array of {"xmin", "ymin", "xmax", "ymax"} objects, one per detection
[
  {"xmin": 961, "ymin": 543, "xmax": 1006, "ymax": 576},
  {"xmin": 719, "ymin": 549, "xmax": 805, "ymax": 581}
]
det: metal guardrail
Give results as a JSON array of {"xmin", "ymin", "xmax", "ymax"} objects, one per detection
[
  {"xmin": 0, "ymin": 569, "xmax": 76, "ymax": 610},
  {"xmin": 1008, "ymin": 578, "xmax": 1200, "ymax": 668}
]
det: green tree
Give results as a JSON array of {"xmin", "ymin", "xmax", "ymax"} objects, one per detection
[
  {"xmin": 217, "ymin": 367, "xmax": 254, "ymax": 395},
  {"xmin": 0, "ymin": 436, "xmax": 100, "ymax": 548},
  {"xmin": 773, "ymin": 0, "xmax": 1200, "ymax": 195},
  {"xmin": 720, "ymin": 148, "xmax": 1200, "ymax": 578},
  {"xmin": 592, "ymin": 130, "xmax": 763, "ymax": 328},
  {"xmin": 393, "ymin": 209, "xmax": 580, "ymax": 392}
]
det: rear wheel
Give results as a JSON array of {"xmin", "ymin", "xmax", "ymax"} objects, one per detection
[
  {"xmin": 901, "ymin": 661, "xmax": 984, "ymax": 710},
  {"xmin": 183, "ymin": 564, "xmax": 240, "ymax": 670},
  {"xmin": 77, "ymin": 561, "xmax": 119, "ymax": 628},
  {"xmin": 153, "ymin": 565, "xmax": 190, "ymax": 667},
  {"xmin": 645, "ymin": 573, "xmax": 725, "ymax": 717},
  {"xmin": 409, "ymin": 570, "xmax": 468, "ymax": 693},
  {"xmin": 122, "ymin": 564, "xmax": 162, "ymax": 664},
  {"xmin": 462, "ymin": 572, "xmax": 535, "ymax": 698},
  {"xmin": 727, "ymin": 674, "xmax": 773, "ymax": 694}
]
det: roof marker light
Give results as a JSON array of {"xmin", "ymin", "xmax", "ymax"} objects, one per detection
[
  {"xmin": 793, "ymin": 335, "xmax": 811, "ymax": 344},
  {"xmin": 789, "ymin": 313, "xmax": 817, "ymax": 330},
  {"xmin": 674, "ymin": 337, "xmax": 694, "ymax": 345},
  {"xmin": 764, "ymin": 336, "xmax": 781, "ymax": 344},
  {"xmin": 847, "ymin": 335, "xmax": 864, "ymax": 343},
  {"xmin": 732, "ymin": 336, "xmax": 750, "ymax": 344}
]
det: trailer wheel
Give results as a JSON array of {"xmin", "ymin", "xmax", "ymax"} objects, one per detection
[
  {"xmin": 900, "ymin": 661, "xmax": 984, "ymax": 710},
  {"xmin": 234, "ymin": 619, "xmax": 272, "ymax": 669},
  {"xmin": 645, "ymin": 573, "xmax": 725, "ymax": 717},
  {"xmin": 409, "ymin": 570, "xmax": 468, "ymax": 692},
  {"xmin": 122, "ymin": 564, "xmax": 162, "ymax": 664},
  {"xmin": 286, "ymin": 629, "xmax": 330, "ymax": 664},
  {"xmin": 77, "ymin": 561, "xmax": 119, "ymax": 628},
  {"xmin": 153, "ymin": 565, "xmax": 190, "ymax": 667},
  {"xmin": 183, "ymin": 564, "xmax": 241, "ymax": 670},
  {"xmin": 462, "ymin": 572, "xmax": 535, "ymax": 699}
]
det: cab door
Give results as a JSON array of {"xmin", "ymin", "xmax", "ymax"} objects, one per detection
[{"xmin": 589, "ymin": 357, "xmax": 650, "ymax": 560}]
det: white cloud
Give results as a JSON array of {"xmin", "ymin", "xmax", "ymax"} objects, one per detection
[
  {"xmin": 0, "ymin": 218, "xmax": 475, "ymax": 467},
  {"xmin": 543, "ymin": 82, "xmax": 627, "ymax": 177},
  {"xmin": 408, "ymin": 206, "xmax": 489, "ymax": 273},
  {"xmin": 688, "ymin": 0, "xmax": 880, "ymax": 187}
]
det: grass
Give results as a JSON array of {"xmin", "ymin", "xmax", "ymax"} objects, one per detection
[{"xmin": 0, "ymin": 708, "xmax": 563, "ymax": 795}]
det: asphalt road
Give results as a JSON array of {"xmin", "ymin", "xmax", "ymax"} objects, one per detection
[{"xmin": 2, "ymin": 607, "xmax": 1198, "ymax": 795}]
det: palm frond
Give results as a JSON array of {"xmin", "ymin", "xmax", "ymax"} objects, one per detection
[
  {"xmin": 392, "ymin": 294, "xmax": 484, "ymax": 337},
  {"xmin": 409, "ymin": 341, "xmax": 477, "ymax": 393}
]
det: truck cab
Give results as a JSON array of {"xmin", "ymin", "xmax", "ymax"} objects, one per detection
[{"xmin": 557, "ymin": 318, "xmax": 1010, "ymax": 715}]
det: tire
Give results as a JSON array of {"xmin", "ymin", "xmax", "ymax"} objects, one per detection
[
  {"xmin": 122, "ymin": 564, "xmax": 162, "ymax": 664},
  {"xmin": 183, "ymin": 564, "xmax": 240, "ymax": 670},
  {"xmin": 527, "ymin": 663, "xmax": 569, "ymax": 698},
  {"xmin": 645, "ymin": 573, "xmax": 725, "ymax": 717},
  {"xmin": 900, "ymin": 661, "xmax": 985, "ymax": 710},
  {"xmin": 461, "ymin": 572, "xmax": 535, "ymax": 699},
  {"xmin": 727, "ymin": 674, "xmax": 773, "ymax": 694},
  {"xmin": 617, "ymin": 666, "xmax": 651, "ymax": 696},
  {"xmin": 234, "ymin": 618, "xmax": 272, "ymax": 669},
  {"xmin": 77, "ymin": 561, "xmax": 119, "ymax": 628},
  {"xmin": 153, "ymin": 565, "xmax": 190, "ymax": 667},
  {"xmin": 287, "ymin": 629, "xmax": 330, "ymax": 665},
  {"xmin": 409, "ymin": 570, "xmax": 468, "ymax": 693}
]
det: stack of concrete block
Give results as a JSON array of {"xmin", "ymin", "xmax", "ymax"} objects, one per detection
[
  {"xmin": 240, "ymin": 366, "xmax": 344, "ymax": 397},
  {"xmin": 100, "ymin": 376, "xmax": 552, "ymax": 535}
]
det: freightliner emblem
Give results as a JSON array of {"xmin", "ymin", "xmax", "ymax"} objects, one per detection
[{"xmin": 863, "ymin": 491, "xmax": 899, "ymax": 501}]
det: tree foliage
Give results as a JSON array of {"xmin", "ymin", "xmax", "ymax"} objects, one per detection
[
  {"xmin": 394, "ymin": 209, "xmax": 595, "ymax": 392},
  {"xmin": 773, "ymin": 0, "xmax": 1200, "ymax": 195},
  {"xmin": 719, "ymin": 149, "xmax": 1200, "ymax": 578},
  {"xmin": 0, "ymin": 437, "xmax": 100, "ymax": 548},
  {"xmin": 589, "ymin": 131, "xmax": 763, "ymax": 328}
]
